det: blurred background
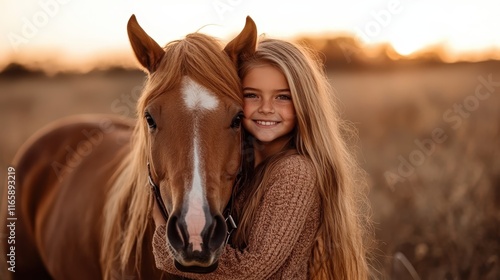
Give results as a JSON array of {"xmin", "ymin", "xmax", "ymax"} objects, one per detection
[{"xmin": 1, "ymin": 0, "xmax": 499, "ymax": 279}]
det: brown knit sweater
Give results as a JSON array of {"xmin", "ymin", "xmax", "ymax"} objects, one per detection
[{"xmin": 152, "ymin": 154, "xmax": 321, "ymax": 279}]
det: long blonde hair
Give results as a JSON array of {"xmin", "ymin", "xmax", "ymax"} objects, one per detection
[
  {"xmin": 100, "ymin": 33, "xmax": 242, "ymax": 280},
  {"xmin": 232, "ymin": 39, "xmax": 372, "ymax": 279}
]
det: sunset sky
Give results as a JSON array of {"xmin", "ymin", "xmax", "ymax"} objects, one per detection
[{"xmin": 1, "ymin": 0, "xmax": 499, "ymax": 71}]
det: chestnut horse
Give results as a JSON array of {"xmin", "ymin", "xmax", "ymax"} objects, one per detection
[{"xmin": 5, "ymin": 15, "xmax": 256, "ymax": 279}]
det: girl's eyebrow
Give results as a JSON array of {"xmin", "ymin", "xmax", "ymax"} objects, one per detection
[
  {"xmin": 242, "ymin": 87, "xmax": 291, "ymax": 93},
  {"xmin": 242, "ymin": 87, "xmax": 260, "ymax": 92},
  {"xmin": 275, "ymin": 89, "xmax": 291, "ymax": 93}
]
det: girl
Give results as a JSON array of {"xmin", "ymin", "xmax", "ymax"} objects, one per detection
[{"xmin": 152, "ymin": 38, "xmax": 372, "ymax": 279}]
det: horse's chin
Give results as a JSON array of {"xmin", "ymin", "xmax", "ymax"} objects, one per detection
[{"xmin": 174, "ymin": 260, "xmax": 219, "ymax": 274}]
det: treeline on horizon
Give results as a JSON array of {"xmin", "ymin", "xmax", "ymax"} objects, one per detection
[
  {"xmin": 1, "ymin": 35, "xmax": 498, "ymax": 77},
  {"xmin": 296, "ymin": 35, "xmax": 450, "ymax": 70}
]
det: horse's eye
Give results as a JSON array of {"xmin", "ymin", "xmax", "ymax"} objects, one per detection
[
  {"xmin": 144, "ymin": 112, "xmax": 157, "ymax": 130},
  {"xmin": 230, "ymin": 112, "xmax": 243, "ymax": 129}
]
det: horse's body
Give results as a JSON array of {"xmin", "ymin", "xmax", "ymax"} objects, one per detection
[
  {"xmin": 11, "ymin": 115, "xmax": 160, "ymax": 279},
  {"xmin": 5, "ymin": 15, "xmax": 257, "ymax": 279}
]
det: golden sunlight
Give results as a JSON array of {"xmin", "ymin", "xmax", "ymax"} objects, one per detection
[{"xmin": 1, "ymin": 0, "xmax": 499, "ymax": 71}]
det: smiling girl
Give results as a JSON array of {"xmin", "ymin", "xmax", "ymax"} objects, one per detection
[{"xmin": 241, "ymin": 63, "xmax": 297, "ymax": 165}]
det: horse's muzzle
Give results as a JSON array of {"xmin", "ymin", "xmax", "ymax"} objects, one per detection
[{"xmin": 167, "ymin": 213, "xmax": 227, "ymax": 270}]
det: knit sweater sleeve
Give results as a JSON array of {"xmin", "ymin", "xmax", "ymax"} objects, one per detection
[{"xmin": 152, "ymin": 155, "xmax": 318, "ymax": 280}]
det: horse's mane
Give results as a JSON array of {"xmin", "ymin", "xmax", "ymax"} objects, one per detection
[{"xmin": 100, "ymin": 33, "xmax": 242, "ymax": 279}]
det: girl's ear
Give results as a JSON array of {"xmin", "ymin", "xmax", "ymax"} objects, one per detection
[
  {"xmin": 127, "ymin": 14, "xmax": 165, "ymax": 73},
  {"xmin": 224, "ymin": 16, "xmax": 257, "ymax": 67}
]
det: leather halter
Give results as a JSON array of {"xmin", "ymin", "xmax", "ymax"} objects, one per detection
[{"xmin": 147, "ymin": 162, "xmax": 239, "ymax": 245}]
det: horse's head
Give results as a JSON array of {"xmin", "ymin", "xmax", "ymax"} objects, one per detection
[{"xmin": 127, "ymin": 15, "xmax": 256, "ymax": 272}]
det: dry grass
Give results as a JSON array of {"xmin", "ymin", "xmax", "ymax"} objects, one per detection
[
  {"xmin": 1, "ymin": 61, "xmax": 499, "ymax": 278},
  {"xmin": 331, "ymin": 61, "xmax": 500, "ymax": 279}
]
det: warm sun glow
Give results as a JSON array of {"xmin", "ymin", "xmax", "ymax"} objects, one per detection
[
  {"xmin": 391, "ymin": 37, "xmax": 428, "ymax": 56},
  {"xmin": 1, "ymin": 0, "xmax": 499, "ymax": 71}
]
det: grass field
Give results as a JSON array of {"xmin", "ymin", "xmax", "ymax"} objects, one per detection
[{"xmin": 1, "ymin": 60, "xmax": 499, "ymax": 279}]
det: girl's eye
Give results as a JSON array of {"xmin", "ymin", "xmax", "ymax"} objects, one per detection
[
  {"xmin": 243, "ymin": 93, "xmax": 257, "ymax": 99},
  {"xmin": 144, "ymin": 112, "xmax": 157, "ymax": 130},
  {"xmin": 277, "ymin": 95, "xmax": 292, "ymax": 100}
]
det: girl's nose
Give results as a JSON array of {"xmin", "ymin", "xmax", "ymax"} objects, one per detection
[{"xmin": 258, "ymin": 98, "xmax": 274, "ymax": 114}]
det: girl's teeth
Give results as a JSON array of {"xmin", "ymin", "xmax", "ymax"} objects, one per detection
[{"xmin": 256, "ymin": 121, "xmax": 277, "ymax": 126}]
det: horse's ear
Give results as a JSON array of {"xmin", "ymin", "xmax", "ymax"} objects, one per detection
[
  {"xmin": 127, "ymin": 14, "xmax": 165, "ymax": 73},
  {"xmin": 224, "ymin": 16, "xmax": 257, "ymax": 67}
]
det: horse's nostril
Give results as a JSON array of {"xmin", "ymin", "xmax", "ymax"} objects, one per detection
[
  {"xmin": 207, "ymin": 214, "xmax": 227, "ymax": 251},
  {"xmin": 167, "ymin": 215, "xmax": 186, "ymax": 251}
]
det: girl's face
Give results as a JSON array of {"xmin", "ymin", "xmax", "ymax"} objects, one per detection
[{"xmin": 242, "ymin": 64, "xmax": 296, "ymax": 144}]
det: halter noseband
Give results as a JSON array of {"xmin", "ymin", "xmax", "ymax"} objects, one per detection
[{"xmin": 147, "ymin": 162, "xmax": 238, "ymax": 245}]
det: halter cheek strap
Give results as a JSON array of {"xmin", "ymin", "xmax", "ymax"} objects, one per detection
[
  {"xmin": 147, "ymin": 162, "xmax": 170, "ymax": 222},
  {"xmin": 147, "ymin": 162, "xmax": 238, "ymax": 245}
]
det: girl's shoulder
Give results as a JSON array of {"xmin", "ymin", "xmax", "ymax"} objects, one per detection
[{"xmin": 268, "ymin": 153, "xmax": 316, "ymax": 183}]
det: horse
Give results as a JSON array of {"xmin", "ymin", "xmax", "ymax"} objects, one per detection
[{"xmin": 4, "ymin": 15, "xmax": 257, "ymax": 279}]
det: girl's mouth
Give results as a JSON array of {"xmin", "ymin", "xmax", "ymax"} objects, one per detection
[{"xmin": 255, "ymin": 120, "xmax": 279, "ymax": 126}]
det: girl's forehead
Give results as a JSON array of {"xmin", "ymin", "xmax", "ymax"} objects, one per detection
[{"xmin": 243, "ymin": 65, "xmax": 287, "ymax": 84}]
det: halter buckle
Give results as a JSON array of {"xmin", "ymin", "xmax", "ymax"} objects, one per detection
[{"xmin": 225, "ymin": 214, "xmax": 237, "ymax": 245}]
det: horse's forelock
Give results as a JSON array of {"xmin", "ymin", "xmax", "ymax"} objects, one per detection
[{"xmin": 143, "ymin": 33, "xmax": 242, "ymax": 110}]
